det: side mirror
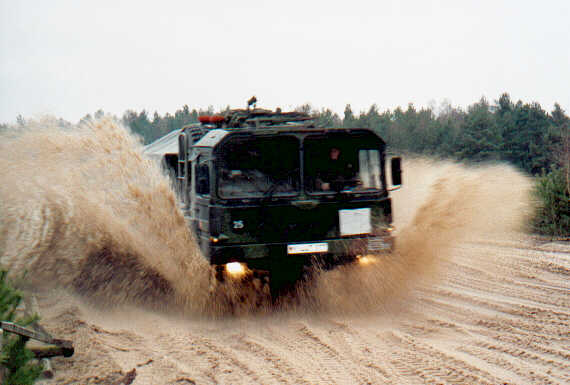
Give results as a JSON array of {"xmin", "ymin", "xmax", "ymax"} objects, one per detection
[{"xmin": 391, "ymin": 157, "xmax": 402, "ymax": 186}]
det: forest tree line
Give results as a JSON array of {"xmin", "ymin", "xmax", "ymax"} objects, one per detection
[
  {"xmin": 118, "ymin": 93, "xmax": 567, "ymax": 178},
  {"xmin": 117, "ymin": 92, "xmax": 568, "ymax": 236},
  {"xmin": 2, "ymin": 93, "xmax": 567, "ymax": 235}
]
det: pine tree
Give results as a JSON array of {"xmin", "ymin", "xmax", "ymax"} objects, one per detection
[
  {"xmin": 343, "ymin": 104, "xmax": 357, "ymax": 128},
  {"xmin": 532, "ymin": 169, "xmax": 570, "ymax": 237},
  {"xmin": 0, "ymin": 270, "xmax": 42, "ymax": 385},
  {"xmin": 457, "ymin": 98, "xmax": 501, "ymax": 161}
]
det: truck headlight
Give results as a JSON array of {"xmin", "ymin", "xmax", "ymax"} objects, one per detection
[
  {"xmin": 225, "ymin": 262, "xmax": 246, "ymax": 277},
  {"xmin": 357, "ymin": 255, "xmax": 375, "ymax": 265}
]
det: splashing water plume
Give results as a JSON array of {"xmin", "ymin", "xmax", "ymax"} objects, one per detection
[
  {"xmin": 0, "ymin": 118, "xmax": 214, "ymax": 313},
  {"xmin": 0, "ymin": 119, "xmax": 532, "ymax": 316},
  {"xmin": 307, "ymin": 158, "xmax": 532, "ymax": 313}
]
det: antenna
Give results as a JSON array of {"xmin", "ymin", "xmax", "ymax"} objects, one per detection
[{"xmin": 247, "ymin": 96, "xmax": 257, "ymax": 110}]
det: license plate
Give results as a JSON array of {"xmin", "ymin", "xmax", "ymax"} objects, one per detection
[
  {"xmin": 368, "ymin": 237, "xmax": 391, "ymax": 251},
  {"xmin": 287, "ymin": 242, "xmax": 328, "ymax": 254}
]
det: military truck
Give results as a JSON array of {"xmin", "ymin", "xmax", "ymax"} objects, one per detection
[{"xmin": 148, "ymin": 100, "xmax": 402, "ymax": 294}]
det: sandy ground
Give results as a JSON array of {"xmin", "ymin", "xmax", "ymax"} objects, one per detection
[
  {"xmin": 35, "ymin": 235, "xmax": 569, "ymax": 385},
  {"xmin": 2, "ymin": 121, "xmax": 567, "ymax": 384}
]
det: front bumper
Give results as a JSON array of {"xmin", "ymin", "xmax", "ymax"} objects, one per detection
[{"xmin": 207, "ymin": 234, "xmax": 394, "ymax": 269}]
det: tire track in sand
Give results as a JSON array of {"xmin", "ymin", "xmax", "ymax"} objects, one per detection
[{"xmin": 35, "ymin": 237, "xmax": 569, "ymax": 384}]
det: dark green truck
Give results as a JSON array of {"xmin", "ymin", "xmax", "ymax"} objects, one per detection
[{"xmin": 150, "ymin": 105, "xmax": 401, "ymax": 294}]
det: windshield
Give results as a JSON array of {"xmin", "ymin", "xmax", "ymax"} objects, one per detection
[
  {"xmin": 218, "ymin": 135, "xmax": 300, "ymax": 198},
  {"xmin": 304, "ymin": 133, "xmax": 385, "ymax": 193}
]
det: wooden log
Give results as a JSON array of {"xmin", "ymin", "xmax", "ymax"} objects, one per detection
[
  {"xmin": 28, "ymin": 344, "xmax": 74, "ymax": 359},
  {"xmin": 0, "ymin": 322, "xmax": 74, "ymax": 358}
]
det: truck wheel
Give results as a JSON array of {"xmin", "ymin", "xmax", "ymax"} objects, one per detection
[{"xmin": 269, "ymin": 259, "xmax": 310, "ymax": 301}]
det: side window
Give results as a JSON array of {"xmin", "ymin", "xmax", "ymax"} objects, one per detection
[
  {"xmin": 178, "ymin": 134, "xmax": 187, "ymax": 163},
  {"xmin": 177, "ymin": 134, "xmax": 187, "ymax": 199},
  {"xmin": 196, "ymin": 157, "xmax": 210, "ymax": 195},
  {"xmin": 359, "ymin": 150, "xmax": 381, "ymax": 189}
]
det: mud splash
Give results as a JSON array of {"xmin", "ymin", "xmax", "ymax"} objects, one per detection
[
  {"xmin": 0, "ymin": 119, "xmax": 533, "ymax": 316},
  {"xmin": 0, "ymin": 118, "xmax": 212, "ymax": 313},
  {"xmin": 307, "ymin": 158, "xmax": 533, "ymax": 313}
]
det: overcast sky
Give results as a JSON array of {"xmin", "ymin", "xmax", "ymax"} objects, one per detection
[{"xmin": 1, "ymin": 0, "xmax": 569, "ymax": 123}]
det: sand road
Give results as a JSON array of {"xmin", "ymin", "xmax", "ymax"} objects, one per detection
[
  {"xmin": 2, "ymin": 121, "xmax": 567, "ymax": 384},
  {"xmin": 36, "ymin": 236, "xmax": 569, "ymax": 385}
]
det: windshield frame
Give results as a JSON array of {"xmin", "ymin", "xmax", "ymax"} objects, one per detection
[
  {"xmin": 215, "ymin": 134, "xmax": 301, "ymax": 200},
  {"xmin": 303, "ymin": 132, "xmax": 386, "ymax": 196}
]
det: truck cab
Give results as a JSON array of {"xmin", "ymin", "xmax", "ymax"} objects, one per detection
[{"xmin": 173, "ymin": 107, "xmax": 402, "ymax": 288}]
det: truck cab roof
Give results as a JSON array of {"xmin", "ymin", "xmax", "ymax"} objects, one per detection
[{"xmin": 190, "ymin": 126, "xmax": 386, "ymax": 149}]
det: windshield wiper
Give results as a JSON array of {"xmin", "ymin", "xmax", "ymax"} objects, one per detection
[
  {"xmin": 263, "ymin": 182, "xmax": 279, "ymax": 200},
  {"xmin": 264, "ymin": 169, "xmax": 298, "ymax": 199}
]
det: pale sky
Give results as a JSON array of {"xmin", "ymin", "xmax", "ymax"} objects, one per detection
[{"xmin": 1, "ymin": 0, "xmax": 569, "ymax": 123}]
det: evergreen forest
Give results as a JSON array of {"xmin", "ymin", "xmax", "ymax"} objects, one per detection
[
  {"xmin": 116, "ymin": 93, "xmax": 568, "ymax": 236},
  {"xmin": 114, "ymin": 93, "xmax": 567, "ymax": 179},
  {"xmin": 2, "ymin": 92, "xmax": 568, "ymax": 236}
]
